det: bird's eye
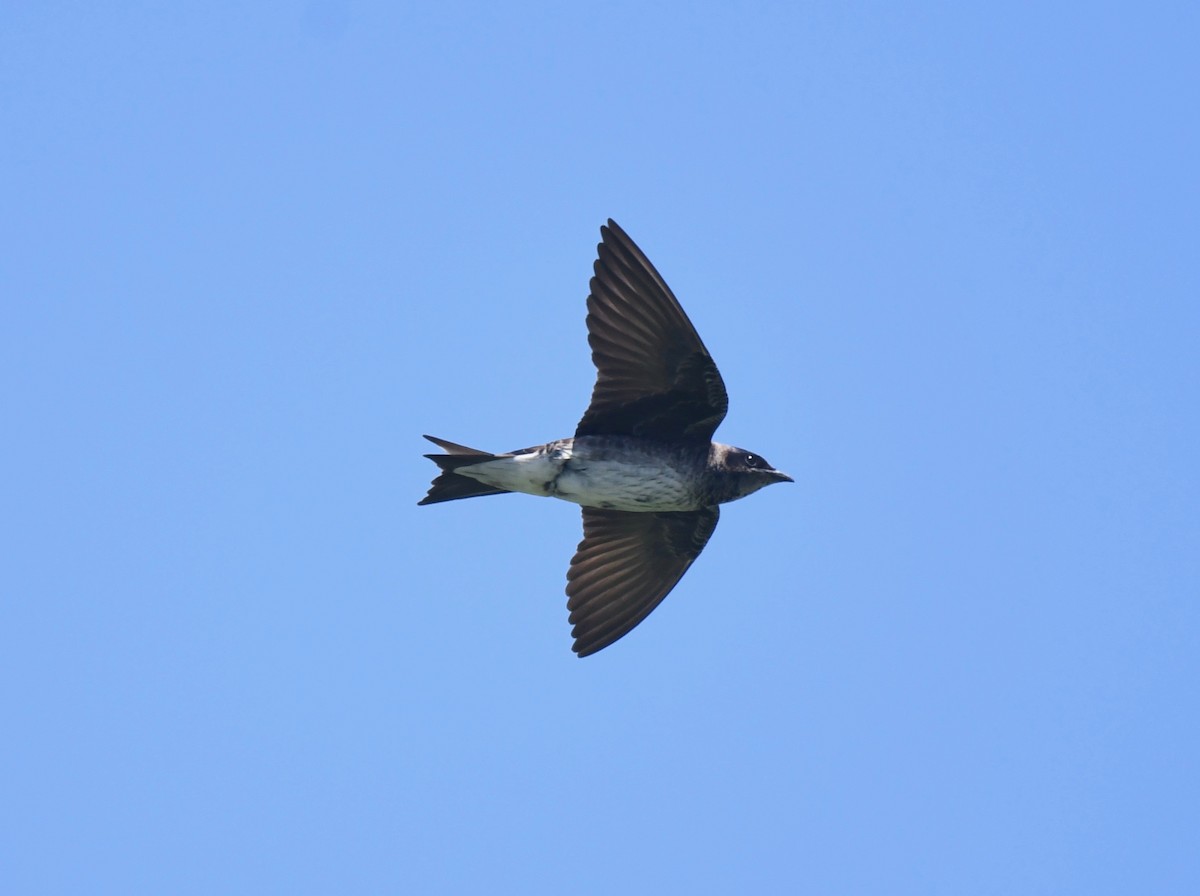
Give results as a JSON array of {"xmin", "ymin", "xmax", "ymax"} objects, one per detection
[{"xmin": 745, "ymin": 454, "xmax": 762, "ymax": 468}]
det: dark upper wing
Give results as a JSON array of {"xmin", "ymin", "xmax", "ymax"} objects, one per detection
[
  {"xmin": 566, "ymin": 506, "xmax": 720, "ymax": 657},
  {"xmin": 575, "ymin": 220, "xmax": 728, "ymax": 442}
]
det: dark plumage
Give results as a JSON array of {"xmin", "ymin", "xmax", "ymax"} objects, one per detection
[{"xmin": 420, "ymin": 220, "xmax": 791, "ymax": 656}]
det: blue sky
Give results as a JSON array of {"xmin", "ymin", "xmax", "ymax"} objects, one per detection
[{"xmin": 3, "ymin": 3, "xmax": 1198, "ymax": 893}]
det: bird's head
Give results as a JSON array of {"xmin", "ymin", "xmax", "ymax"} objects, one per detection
[{"xmin": 709, "ymin": 443, "xmax": 793, "ymax": 502}]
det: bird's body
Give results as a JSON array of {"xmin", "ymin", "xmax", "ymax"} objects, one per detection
[
  {"xmin": 445, "ymin": 435, "xmax": 783, "ymax": 512},
  {"xmin": 420, "ymin": 220, "xmax": 792, "ymax": 656}
]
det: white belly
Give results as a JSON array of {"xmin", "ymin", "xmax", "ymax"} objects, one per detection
[
  {"xmin": 456, "ymin": 442, "xmax": 699, "ymax": 512},
  {"xmin": 456, "ymin": 450, "xmax": 564, "ymax": 498},
  {"xmin": 551, "ymin": 458, "xmax": 695, "ymax": 511}
]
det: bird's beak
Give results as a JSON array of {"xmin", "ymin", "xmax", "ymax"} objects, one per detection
[{"xmin": 770, "ymin": 470, "xmax": 794, "ymax": 484}]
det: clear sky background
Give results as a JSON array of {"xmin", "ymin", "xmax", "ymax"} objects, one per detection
[{"xmin": 3, "ymin": 3, "xmax": 1198, "ymax": 894}]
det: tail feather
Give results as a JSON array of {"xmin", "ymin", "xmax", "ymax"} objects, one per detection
[
  {"xmin": 423, "ymin": 435, "xmax": 489, "ymax": 456},
  {"xmin": 418, "ymin": 434, "xmax": 512, "ymax": 506}
]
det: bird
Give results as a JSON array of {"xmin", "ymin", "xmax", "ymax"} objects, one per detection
[{"xmin": 419, "ymin": 219, "xmax": 792, "ymax": 657}]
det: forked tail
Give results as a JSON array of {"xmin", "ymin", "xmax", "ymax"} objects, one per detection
[{"xmin": 418, "ymin": 435, "xmax": 511, "ymax": 505}]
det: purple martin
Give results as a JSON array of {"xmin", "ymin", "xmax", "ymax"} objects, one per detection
[{"xmin": 420, "ymin": 220, "xmax": 792, "ymax": 656}]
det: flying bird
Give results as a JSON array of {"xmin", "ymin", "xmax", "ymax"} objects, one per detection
[{"xmin": 420, "ymin": 220, "xmax": 792, "ymax": 656}]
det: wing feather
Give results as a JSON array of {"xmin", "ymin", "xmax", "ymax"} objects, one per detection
[
  {"xmin": 575, "ymin": 220, "xmax": 729, "ymax": 442},
  {"xmin": 566, "ymin": 506, "xmax": 720, "ymax": 656}
]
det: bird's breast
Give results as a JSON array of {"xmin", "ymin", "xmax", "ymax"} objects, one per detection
[{"xmin": 549, "ymin": 438, "xmax": 704, "ymax": 512}]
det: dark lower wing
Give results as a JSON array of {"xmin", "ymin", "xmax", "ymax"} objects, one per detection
[{"xmin": 566, "ymin": 506, "xmax": 720, "ymax": 656}]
